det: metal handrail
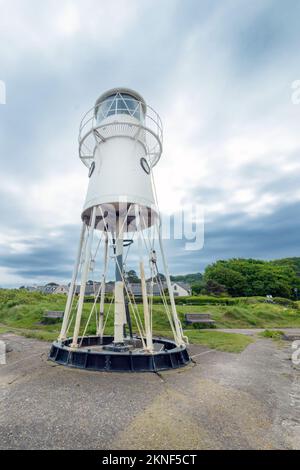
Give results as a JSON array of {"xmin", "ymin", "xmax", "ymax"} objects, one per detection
[
  {"xmin": 78, "ymin": 97, "xmax": 163, "ymax": 168},
  {"xmin": 79, "ymin": 120, "xmax": 162, "ymax": 166},
  {"xmin": 79, "ymin": 102, "xmax": 163, "ymax": 142}
]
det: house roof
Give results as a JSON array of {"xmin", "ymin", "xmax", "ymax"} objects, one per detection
[
  {"xmin": 173, "ymin": 282, "xmax": 191, "ymax": 291},
  {"xmin": 127, "ymin": 282, "xmax": 166, "ymax": 296},
  {"xmin": 53, "ymin": 285, "xmax": 69, "ymax": 292},
  {"xmin": 74, "ymin": 283, "xmax": 101, "ymax": 295}
]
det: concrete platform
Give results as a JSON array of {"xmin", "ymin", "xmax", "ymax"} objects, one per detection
[{"xmin": 0, "ymin": 333, "xmax": 299, "ymax": 449}]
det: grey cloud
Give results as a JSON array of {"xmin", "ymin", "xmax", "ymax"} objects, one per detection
[
  {"xmin": 0, "ymin": 201, "xmax": 299, "ymax": 285},
  {"xmin": 162, "ymin": 201, "xmax": 300, "ymax": 274},
  {"xmin": 0, "ymin": 1, "xmax": 300, "ymax": 285}
]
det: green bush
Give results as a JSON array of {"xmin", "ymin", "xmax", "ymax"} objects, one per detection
[
  {"xmin": 84, "ymin": 295, "xmax": 114, "ymax": 303},
  {"xmin": 204, "ymin": 258, "xmax": 300, "ymax": 299},
  {"xmin": 273, "ymin": 297, "xmax": 299, "ymax": 309},
  {"xmin": 174, "ymin": 296, "xmax": 237, "ymax": 306},
  {"xmin": 192, "ymin": 322, "xmax": 216, "ymax": 329},
  {"xmin": 259, "ymin": 329, "xmax": 284, "ymax": 340}
]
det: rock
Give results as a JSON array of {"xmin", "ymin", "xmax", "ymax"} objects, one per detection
[{"xmin": 5, "ymin": 343, "xmax": 13, "ymax": 353}]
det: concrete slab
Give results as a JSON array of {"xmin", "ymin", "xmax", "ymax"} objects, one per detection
[{"xmin": 0, "ymin": 333, "xmax": 299, "ymax": 449}]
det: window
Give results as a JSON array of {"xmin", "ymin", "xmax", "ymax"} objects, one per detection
[
  {"xmin": 96, "ymin": 95, "xmax": 115, "ymax": 121},
  {"xmin": 140, "ymin": 157, "xmax": 150, "ymax": 174},
  {"xmin": 96, "ymin": 92, "xmax": 144, "ymax": 123}
]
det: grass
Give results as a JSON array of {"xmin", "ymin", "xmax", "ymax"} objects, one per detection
[
  {"xmin": 188, "ymin": 330, "xmax": 254, "ymax": 353},
  {"xmin": 176, "ymin": 303, "xmax": 300, "ymax": 328},
  {"xmin": 0, "ymin": 290, "xmax": 298, "ymax": 353},
  {"xmin": 0, "ymin": 325, "xmax": 9, "ymax": 334},
  {"xmin": 258, "ymin": 329, "xmax": 284, "ymax": 341},
  {"xmin": 154, "ymin": 329, "xmax": 254, "ymax": 353}
]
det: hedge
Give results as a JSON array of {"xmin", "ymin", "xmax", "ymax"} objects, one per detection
[{"xmin": 83, "ymin": 294, "xmax": 298, "ymax": 308}]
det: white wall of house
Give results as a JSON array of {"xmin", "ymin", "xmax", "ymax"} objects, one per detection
[
  {"xmin": 171, "ymin": 283, "xmax": 191, "ymax": 297},
  {"xmin": 53, "ymin": 285, "xmax": 69, "ymax": 295}
]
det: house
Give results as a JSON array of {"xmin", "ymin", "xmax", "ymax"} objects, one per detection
[
  {"xmin": 74, "ymin": 282, "xmax": 100, "ymax": 296},
  {"xmin": 21, "ymin": 285, "xmax": 38, "ymax": 292},
  {"xmin": 53, "ymin": 285, "xmax": 69, "ymax": 295},
  {"xmin": 171, "ymin": 282, "xmax": 191, "ymax": 297},
  {"xmin": 80, "ymin": 281, "xmax": 190, "ymax": 298},
  {"xmin": 105, "ymin": 282, "xmax": 115, "ymax": 294},
  {"xmin": 125, "ymin": 281, "xmax": 167, "ymax": 297},
  {"xmin": 25, "ymin": 278, "xmax": 191, "ymax": 299},
  {"xmin": 37, "ymin": 282, "xmax": 59, "ymax": 294},
  {"xmin": 75, "ymin": 281, "xmax": 115, "ymax": 296}
]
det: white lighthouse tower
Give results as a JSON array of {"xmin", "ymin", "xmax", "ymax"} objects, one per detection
[{"xmin": 50, "ymin": 88, "xmax": 189, "ymax": 372}]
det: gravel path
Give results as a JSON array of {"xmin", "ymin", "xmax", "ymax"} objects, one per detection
[
  {"xmin": 0, "ymin": 333, "xmax": 299, "ymax": 449},
  {"xmin": 203, "ymin": 328, "xmax": 300, "ymax": 337}
]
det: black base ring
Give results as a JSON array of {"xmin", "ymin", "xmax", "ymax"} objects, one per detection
[{"xmin": 48, "ymin": 335, "xmax": 190, "ymax": 372}]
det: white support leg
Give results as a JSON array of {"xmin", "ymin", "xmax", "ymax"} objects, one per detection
[
  {"xmin": 71, "ymin": 207, "xmax": 97, "ymax": 348},
  {"xmin": 135, "ymin": 206, "xmax": 153, "ymax": 352},
  {"xmin": 139, "ymin": 255, "xmax": 153, "ymax": 352},
  {"xmin": 97, "ymin": 231, "xmax": 108, "ymax": 337},
  {"xmin": 157, "ymin": 223, "xmax": 186, "ymax": 346},
  {"xmin": 114, "ymin": 217, "xmax": 126, "ymax": 345},
  {"xmin": 59, "ymin": 222, "xmax": 86, "ymax": 341}
]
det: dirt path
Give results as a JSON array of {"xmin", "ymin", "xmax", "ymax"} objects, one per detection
[
  {"xmin": 204, "ymin": 328, "xmax": 300, "ymax": 337},
  {"xmin": 0, "ymin": 333, "xmax": 299, "ymax": 449}
]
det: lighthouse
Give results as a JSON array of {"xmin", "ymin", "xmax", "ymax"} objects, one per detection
[{"xmin": 49, "ymin": 88, "xmax": 190, "ymax": 372}]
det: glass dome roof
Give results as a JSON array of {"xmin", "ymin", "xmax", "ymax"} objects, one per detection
[{"xmin": 95, "ymin": 90, "xmax": 145, "ymax": 124}]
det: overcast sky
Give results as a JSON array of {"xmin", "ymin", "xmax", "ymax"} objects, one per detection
[{"xmin": 0, "ymin": 0, "xmax": 300, "ymax": 287}]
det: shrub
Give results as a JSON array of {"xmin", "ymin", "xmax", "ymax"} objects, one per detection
[
  {"xmin": 192, "ymin": 322, "xmax": 216, "ymax": 330},
  {"xmin": 260, "ymin": 329, "xmax": 284, "ymax": 340},
  {"xmin": 273, "ymin": 297, "xmax": 299, "ymax": 309}
]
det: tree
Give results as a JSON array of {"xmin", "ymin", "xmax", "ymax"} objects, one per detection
[
  {"xmin": 126, "ymin": 270, "xmax": 140, "ymax": 283},
  {"xmin": 203, "ymin": 279, "xmax": 227, "ymax": 296},
  {"xmin": 147, "ymin": 273, "xmax": 166, "ymax": 283},
  {"xmin": 170, "ymin": 273, "xmax": 202, "ymax": 284},
  {"xmin": 191, "ymin": 281, "xmax": 204, "ymax": 295},
  {"xmin": 204, "ymin": 264, "xmax": 247, "ymax": 297},
  {"xmin": 203, "ymin": 258, "xmax": 300, "ymax": 298}
]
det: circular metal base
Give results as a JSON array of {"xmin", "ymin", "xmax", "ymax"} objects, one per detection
[{"xmin": 48, "ymin": 335, "xmax": 190, "ymax": 372}]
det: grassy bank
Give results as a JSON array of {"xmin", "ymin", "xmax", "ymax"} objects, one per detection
[{"xmin": 0, "ymin": 290, "xmax": 299, "ymax": 353}]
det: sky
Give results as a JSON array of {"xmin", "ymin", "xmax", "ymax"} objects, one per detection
[{"xmin": 0, "ymin": 0, "xmax": 300, "ymax": 287}]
